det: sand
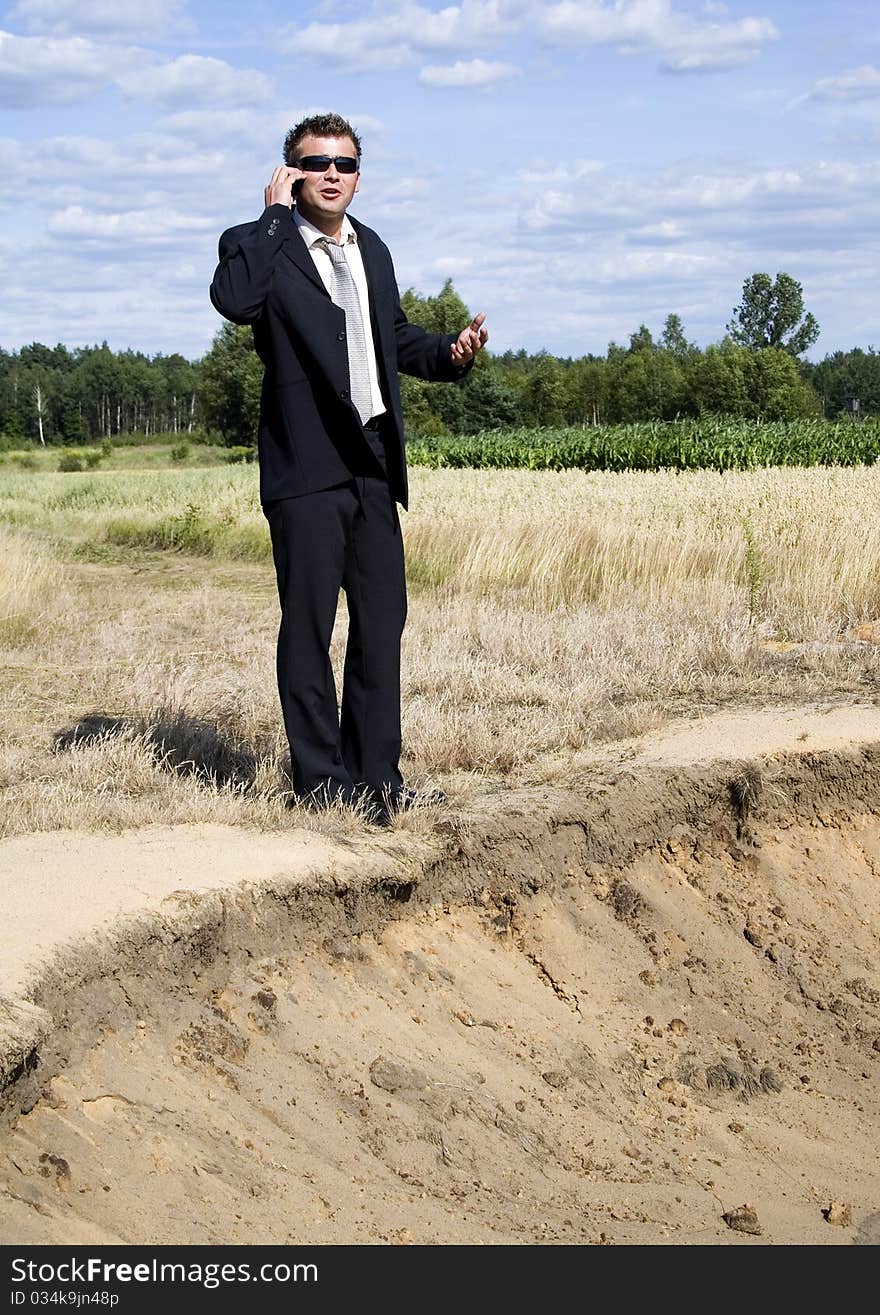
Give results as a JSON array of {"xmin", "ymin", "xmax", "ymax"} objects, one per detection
[{"xmin": 1, "ymin": 698, "xmax": 879, "ymax": 1245}]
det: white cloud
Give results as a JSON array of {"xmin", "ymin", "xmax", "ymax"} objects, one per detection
[
  {"xmin": 515, "ymin": 158, "xmax": 871, "ymax": 251},
  {"xmin": 277, "ymin": 2, "xmax": 527, "ymax": 72},
  {"xmin": 0, "ymin": 219, "xmax": 222, "ymax": 354},
  {"xmin": 518, "ymin": 158, "xmax": 605, "ymax": 184},
  {"xmin": 277, "ymin": 1, "xmax": 777, "ymax": 76},
  {"xmin": 0, "ymin": 34, "xmax": 258, "ymax": 113},
  {"xmin": 0, "ymin": 130, "xmax": 238, "ymax": 218},
  {"xmin": 591, "ymin": 247, "xmax": 716, "ymax": 282},
  {"xmin": 155, "ymin": 108, "xmax": 275, "ymax": 149},
  {"xmin": 811, "ymin": 65, "xmax": 880, "ymax": 103},
  {"xmin": 418, "ymin": 57, "xmax": 519, "ymax": 86},
  {"xmin": 116, "ymin": 55, "xmax": 273, "ymax": 110},
  {"xmin": 536, "ymin": 1, "xmax": 778, "ymax": 73},
  {"xmin": 0, "ymin": 28, "xmax": 141, "ymax": 105},
  {"xmin": 48, "ymin": 204, "xmax": 215, "ymax": 243},
  {"xmin": 630, "ymin": 219, "xmax": 689, "ymax": 241},
  {"xmin": 426, "ymin": 254, "xmax": 475, "ymax": 275},
  {"xmin": 11, "ymin": 0, "xmax": 190, "ymax": 39}
]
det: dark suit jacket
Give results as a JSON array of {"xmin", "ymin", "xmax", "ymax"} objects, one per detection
[{"xmin": 210, "ymin": 203, "xmax": 470, "ymax": 507}]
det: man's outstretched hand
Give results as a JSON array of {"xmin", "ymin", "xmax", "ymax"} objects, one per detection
[{"xmin": 450, "ymin": 312, "xmax": 488, "ymax": 365}]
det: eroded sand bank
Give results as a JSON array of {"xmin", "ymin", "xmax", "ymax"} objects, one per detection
[{"xmin": 1, "ymin": 701, "xmax": 879, "ymax": 1244}]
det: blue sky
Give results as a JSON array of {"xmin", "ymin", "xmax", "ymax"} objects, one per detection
[{"xmin": 1, "ymin": 1, "xmax": 878, "ymax": 361}]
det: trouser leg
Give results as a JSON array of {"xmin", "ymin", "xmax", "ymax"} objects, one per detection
[
  {"xmin": 340, "ymin": 475, "xmax": 407, "ymax": 795},
  {"xmin": 263, "ymin": 488, "xmax": 358, "ymax": 803}
]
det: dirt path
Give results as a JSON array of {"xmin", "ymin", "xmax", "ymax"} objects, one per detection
[{"xmin": 1, "ymin": 699, "xmax": 879, "ymax": 1244}]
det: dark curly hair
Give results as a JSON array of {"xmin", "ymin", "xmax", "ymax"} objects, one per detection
[{"xmin": 283, "ymin": 113, "xmax": 362, "ymax": 167}]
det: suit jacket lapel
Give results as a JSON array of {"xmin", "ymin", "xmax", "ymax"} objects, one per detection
[
  {"xmin": 350, "ymin": 217, "xmax": 390, "ymax": 362},
  {"xmin": 278, "ymin": 227, "xmax": 329, "ymax": 296}
]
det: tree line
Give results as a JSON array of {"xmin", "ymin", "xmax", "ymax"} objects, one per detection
[
  {"xmin": 0, "ymin": 342, "xmax": 198, "ymax": 447},
  {"xmin": 2, "ymin": 272, "xmax": 877, "ymax": 448}
]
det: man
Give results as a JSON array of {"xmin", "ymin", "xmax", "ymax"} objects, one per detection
[{"xmin": 210, "ymin": 112, "xmax": 487, "ymax": 823}]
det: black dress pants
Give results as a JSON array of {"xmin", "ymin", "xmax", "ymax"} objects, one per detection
[{"xmin": 263, "ymin": 474, "xmax": 407, "ymax": 805}]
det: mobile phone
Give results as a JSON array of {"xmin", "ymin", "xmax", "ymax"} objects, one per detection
[{"xmin": 292, "ymin": 177, "xmax": 304, "ymax": 206}]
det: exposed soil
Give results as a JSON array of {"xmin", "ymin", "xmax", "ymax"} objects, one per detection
[{"xmin": 1, "ymin": 701, "xmax": 879, "ymax": 1245}]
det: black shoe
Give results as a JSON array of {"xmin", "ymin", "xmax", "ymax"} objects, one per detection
[{"xmin": 372, "ymin": 786, "xmax": 447, "ymax": 826}]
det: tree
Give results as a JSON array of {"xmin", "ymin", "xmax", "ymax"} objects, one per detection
[
  {"xmin": 661, "ymin": 313, "xmax": 694, "ymax": 359},
  {"xmin": 33, "ymin": 381, "xmax": 47, "ymax": 444},
  {"xmin": 454, "ymin": 368, "xmax": 520, "ymax": 432},
  {"xmin": 628, "ymin": 324, "xmax": 654, "ymax": 354},
  {"xmin": 161, "ymin": 353, "xmax": 198, "ymax": 433},
  {"xmin": 522, "ymin": 354, "xmax": 566, "ymax": 427},
  {"xmin": 806, "ymin": 347, "xmax": 880, "ymax": 417},
  {"xmin": 727, "ymin": 272, "xmax": 819, "ymax": 356},
  {"xmin": 743, "ymin": 347, "xmax": 822, "ymax": 419},
  {"xmin": 565, "ymin": 357, "xmax": 610, "ymax": 425},
  {"xmin": 54, "ymin": 370, "xmax": 87, "ymax": 443},
  {"xmin": 14, "ymin": 359, "xmax": 58, "ymax": 444},
  {"xmin": 690, "ymin": 343, "xmax": 751, "ymax": 415},
  {"xmin": 78, "ymin": 343, "xmax": 122, "ymax": 438},
  {"xmin": 197, "ymin": 323, "xmax": 264, "ymax": 444},
  {"xmin": 395, "ymin": 279, "xmax": 477, "ymax": 434},
  {"xmin": 689, "ymin": 342, "xmax": 819, "ymax": 418},
  {"xmin": 398, "ymin": 375, "xmax": 449, "ymax": 437},
  {"xmin": 607, "ymin": 348, "xmax": 688, "ymax": 422},
  {"xmin": 400, "ymin": 278, "xmax": 470, "ymax": 334}
]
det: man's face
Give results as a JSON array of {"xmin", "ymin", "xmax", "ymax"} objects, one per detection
[{"xmin": 292, "ymin": 134, "xmax": 360, "ymax": 228}]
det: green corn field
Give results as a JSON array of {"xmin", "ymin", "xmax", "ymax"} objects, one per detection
[{"xmin": 407, "ymin": 418, "xmax": 880, "ymax": 472}]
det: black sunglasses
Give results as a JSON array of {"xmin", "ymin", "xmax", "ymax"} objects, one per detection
[{"xmin": 295, "ymin": 155, "xmax": 359, "ymax": 174}]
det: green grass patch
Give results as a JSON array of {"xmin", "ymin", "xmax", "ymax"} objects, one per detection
[
  {"xmin": 103, "ymin": 505, "xmax": 270, "ymax": 560},
  {"xmin": 0, "ymin": 441, "xmax": 233, "ymax": 473}
]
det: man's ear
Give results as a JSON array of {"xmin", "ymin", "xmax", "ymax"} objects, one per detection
[{"xmin": 354, "ymin": 174, "xmax": 360, "ymax": 194}]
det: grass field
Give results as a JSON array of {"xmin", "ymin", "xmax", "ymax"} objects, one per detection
[{"xmin": 1, "ymin": 452, "xmax": 879, "ymax": 839}]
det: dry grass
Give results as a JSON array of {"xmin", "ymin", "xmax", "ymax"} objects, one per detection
[
  {"xmin": 1, "ymin": 463, "xmax": 878, "ymax": 838},
  {"xmin": 0, "ymin": 528, "xmax": 64, "ymax": 647},
  {"xmin": 405, "ymin": 466, "xmax": 880, "ymax": 629}
]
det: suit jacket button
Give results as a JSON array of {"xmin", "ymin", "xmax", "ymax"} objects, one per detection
[
  {"xmin": 340, "ymin": 389, "xmax": 349, "ymax": 399},
  {"xmin": 337, "ymin": 331, "xmax": 346, "ymax": 341}
]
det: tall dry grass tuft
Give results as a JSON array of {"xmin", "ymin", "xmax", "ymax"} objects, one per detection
[{"xmin": 0, "ymin": 528, "xmax": 61, "ymax": 646}]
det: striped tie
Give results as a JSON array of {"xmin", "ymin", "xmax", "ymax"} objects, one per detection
[{"xmin": 318, "ymin": 238, "xmax": 373, "ymax": 424}]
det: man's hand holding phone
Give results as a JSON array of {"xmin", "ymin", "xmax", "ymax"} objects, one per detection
[{"xmin": 264, "ymin": 166, "xmax": 304, "ymax": 209}]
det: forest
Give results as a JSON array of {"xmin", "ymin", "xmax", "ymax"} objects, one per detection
[{"xmin": 1, "ymin": 274, "xmax": 877, "ymax": 449}]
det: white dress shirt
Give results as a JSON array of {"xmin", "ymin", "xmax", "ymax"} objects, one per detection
[{"xmin": 294, "ymin": 210, "xmax": 386, "ymax": 421}]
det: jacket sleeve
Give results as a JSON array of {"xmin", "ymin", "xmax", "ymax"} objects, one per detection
[
  {"xmin": 209, "ymin": 205, "xmax": 292, "ymax": 326},
  {"xmin": 390, "ymin": 280, "xmax": 474, "ymax": 384}
]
